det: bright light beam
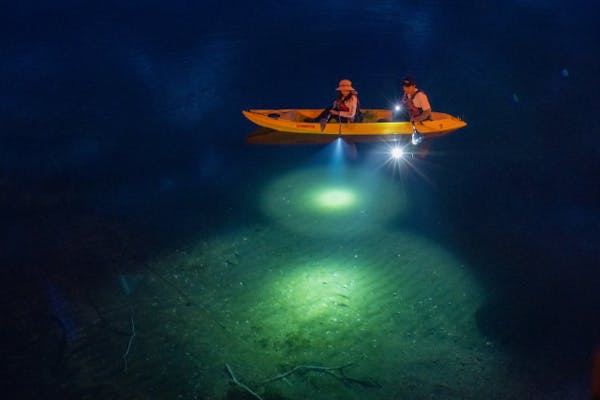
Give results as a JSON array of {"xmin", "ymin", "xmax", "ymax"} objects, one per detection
[
  {"xmin": 390, "ymin": 146, "xmax": 404, "ymax": 160},
  {"xmin": 326, "ymin": 137, "xmax": 345, "ymax": 180}
]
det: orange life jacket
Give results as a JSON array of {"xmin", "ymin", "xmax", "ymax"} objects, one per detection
[{"xmin": 403, "ymin": 89, "xmax": 423, "ymax": 117}]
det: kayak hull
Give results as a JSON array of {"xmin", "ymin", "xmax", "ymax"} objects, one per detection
[{"xmin": 242, "ymin": 109, "xmax": 467, "ymax": 136}]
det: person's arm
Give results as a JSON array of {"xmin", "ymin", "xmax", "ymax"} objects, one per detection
[{"xmin": 413, "ymin": 108, "xmax": 431, "ymax": 122}]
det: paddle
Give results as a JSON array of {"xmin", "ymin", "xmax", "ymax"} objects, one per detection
[
  {"xmin": 319, "ymin": 105, "xmax": 342, "ymax": 134},
  {"xmin": 321, "ymin": 104, "xmax": 342, "ymax": 135},
  {"xmin": 319, "ymin": 105, "xmax": 333, "ymax": 132},
  {"xmin": 319, "ymin": 116, "xmax": 327, "ymax": 132}
]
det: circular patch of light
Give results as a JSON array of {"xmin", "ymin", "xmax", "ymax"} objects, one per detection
[
  {"xmin": 262, "ymin": 262, "xmax": 361, "ymax": 322},
  {"xmin": 242, "ymin": 229, "xmax": 484, "ymax": 354},
  {"xmin": 151, "ymin": 227, "xmax": 491, "ymax": 396},
  {"xmin": 261, "ymin": 166, "xmax": 407, "ymax": 238},
  {"xmin": 311, "ymin": 187, "xmax": 356, "ymax": 211}
]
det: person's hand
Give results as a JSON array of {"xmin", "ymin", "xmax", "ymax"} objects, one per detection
[{"xmin": 330, "ymin": 110, "xmax": 338, "ymax": 116}]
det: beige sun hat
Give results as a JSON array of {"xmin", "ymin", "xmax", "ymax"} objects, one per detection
[{"xmin": 336, "ymin": 79, "xmax": 356, "ymax": 92}]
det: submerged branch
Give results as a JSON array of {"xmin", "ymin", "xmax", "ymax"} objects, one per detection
[
  {"xmin": 123, "ymin": 310, "xmax": 135, "ymax": 373},
  {"xmin": 262, "ymin": 362, "xmax": 354, "ymax": 384},
  {"xmin": 262, "ymin": 361, "xmax": 381, "ymax": 389},
  {"xmin": 225, "ymin": 364, "xmax": 264, "ymax": 400}
]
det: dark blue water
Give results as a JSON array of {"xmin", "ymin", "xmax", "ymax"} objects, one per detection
[{"xmin": 2, "ymin": 1, "xmax": 599, "ymax": 398}]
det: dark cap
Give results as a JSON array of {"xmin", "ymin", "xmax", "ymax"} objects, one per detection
[{"xmin": 402, "ymin": 76, "xmax": 416, "ymax": 86}]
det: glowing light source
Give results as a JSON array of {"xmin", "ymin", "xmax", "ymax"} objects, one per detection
[
  {"xmin": 394, "ymin": 104, "xmax": 401, "ymax": 112},
  {"xmin": 390, "ymin": 146, "xmax": 404, "ymax": 160}
]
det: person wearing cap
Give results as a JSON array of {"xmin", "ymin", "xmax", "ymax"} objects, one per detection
[
  {"xmin": 305, "ymin": 79, "xmax": 361, "ymax": 123},
  {"xmin": 395, "ymin": 76, "xmax": 432, "ymax": 123}
]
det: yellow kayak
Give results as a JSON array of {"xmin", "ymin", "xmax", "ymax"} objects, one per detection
[{"xmin": 242, "ymin": 109, "xmax": 466, "ymax": 136}]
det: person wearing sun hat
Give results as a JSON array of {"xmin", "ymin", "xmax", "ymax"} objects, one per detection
[
  {"xmin": 305, "ymin": 79, "xmax": 362, "ymax": 124},
  {"xmin": 330, "ymin": 79, "xmax": 359, "ymax": 122}
]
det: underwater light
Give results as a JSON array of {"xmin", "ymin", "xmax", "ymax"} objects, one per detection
[
  {"xmin": 314, "ymin": 188, "xmax": 356, "ymax": 210},
  {"xmin": 390, "ymin": 146, "xmax": 404, "ymax": 160}
]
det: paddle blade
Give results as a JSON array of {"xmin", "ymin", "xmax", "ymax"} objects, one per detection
[{"xmin": 319, "ymin": 118, "xmax": 327, "ymax": 132}]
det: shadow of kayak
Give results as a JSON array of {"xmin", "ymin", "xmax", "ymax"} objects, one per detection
[
  {"xmin": 245, "ymin": 127, "xmax": 451, "ymax": 146},
  {"xmin": 245, "ymin": 127, "xmax": 436, "ymax": 159},
  {"xmin": 246, "ymin": 127, "xmax": 339, "ymax": 145}
]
